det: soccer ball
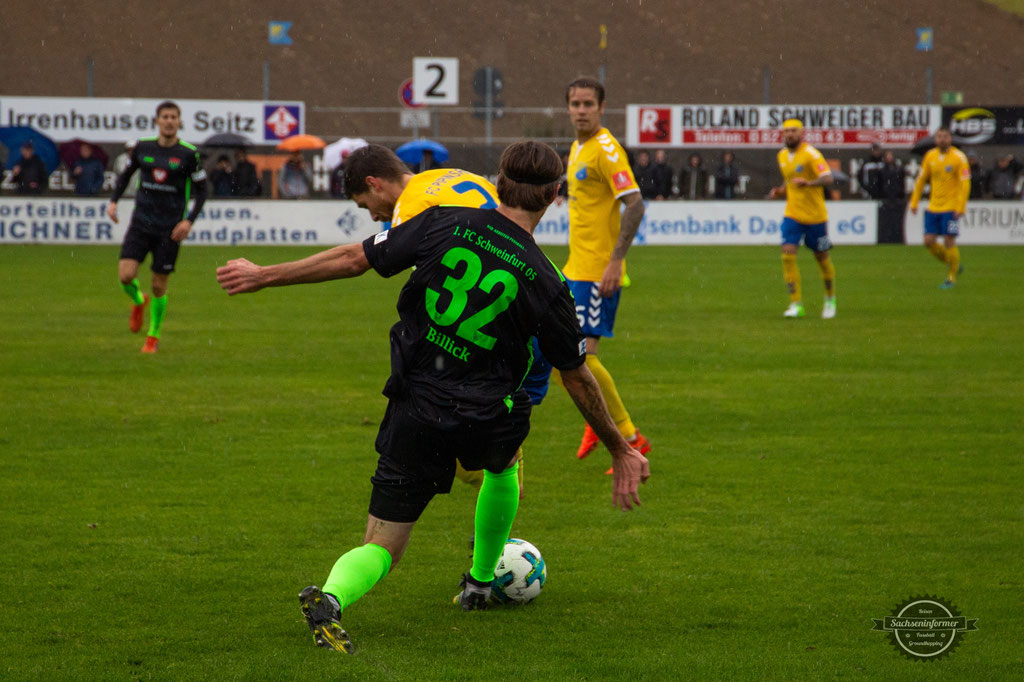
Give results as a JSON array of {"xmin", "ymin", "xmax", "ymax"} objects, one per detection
[{"xmin": 491, "ymin": 538, "xmax": 546, "ymax": 604}]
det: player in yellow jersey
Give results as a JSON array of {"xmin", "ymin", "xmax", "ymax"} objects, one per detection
[
  {"xmin": 342, "ymin": 144, "xmax": 497, "ymax": 226},
  {"xmin": 909, "ymin": 127, "xmax": 970, "ymax": 289},
  {"xmin": 563, "ymin": 77, "xmax": 651, "ymax": 471},
  {"xmin": 768, "ymin": 119, "xmax": 837, "ymax": 319}
]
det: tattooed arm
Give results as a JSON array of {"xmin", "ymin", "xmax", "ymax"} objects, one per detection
[{"xmin": 560, "ymin": 362, "xmax": 650, "ymax": 510}]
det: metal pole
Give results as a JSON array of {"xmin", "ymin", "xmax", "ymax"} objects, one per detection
[
  {"xmin": 763, "ymin": 66, "xmax": 771, "ymax": 104},
  {"xmin": 432, "ymin": 107, "xmax": 440, "ymax": 139},
  {"xmin": 484, "ymin": 66, "xmax": 493, "ymax": 147},
  {"xmin": 925, "ymin": 65, "xmax": 933, "ymax": 105},
  {"xmin": 263, "ymin": 60, "xmax": 270, "ymax": 100},
  {"xmin": 86, "ymin": 56, "xmax": 94, "ymax": 97}
]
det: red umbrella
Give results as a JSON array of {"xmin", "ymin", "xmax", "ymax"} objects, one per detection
[{"xmin": 58, "ymin": 139, "xmax": 109, "ymax": 169}]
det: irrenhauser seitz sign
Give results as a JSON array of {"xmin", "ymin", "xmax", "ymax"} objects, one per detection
[{"xmin": 0, "ymin": 96, "xmax": 305, "ymax": 143}]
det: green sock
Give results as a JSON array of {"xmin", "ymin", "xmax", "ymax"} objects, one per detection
[
  {"xmin": 322, "ymin": 543, "xmax": 393, "ymax": 611},
  {"xmin": 148, "ymin": 295, "xmax": 168, "ymax": 338},
  {"xmin": 121, "ymin": 278, "xmax": 144, "ymax": 305},
  {"xmin": 470, "ymin": 463, "xmax": 520, "ymax": 583}
]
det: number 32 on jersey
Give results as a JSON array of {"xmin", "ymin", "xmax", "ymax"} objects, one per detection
[{"xmin": 425, "ymin": 247, "xmax": 517, "ymax": 351}]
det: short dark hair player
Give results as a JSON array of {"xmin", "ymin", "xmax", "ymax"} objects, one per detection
[
  {"xmin": 217, "ymin": 140, "xmax": 650, "ymax": 653},
  {"xmin": 108, "ymin": 101, "xmax": 208, "ymax": 353}
]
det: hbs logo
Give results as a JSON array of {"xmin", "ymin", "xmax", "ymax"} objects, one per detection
[{"xmin": 336, "ymin": 209, "xmax": 359, "ymax": 236}]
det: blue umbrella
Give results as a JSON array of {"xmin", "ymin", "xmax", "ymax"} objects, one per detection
[
  {"xmin": 395, "ymin": 139, "xmax": 449, "ymax": 165},
  {"xmin": 0, "ymin": 126, "xmax": 60, "ymax": 173}
]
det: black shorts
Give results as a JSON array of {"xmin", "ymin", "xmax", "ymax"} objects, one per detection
[
  {"xmin": 368, "ymin": 395, "xmax": 531, "ymax": 523},
  {"xmin": 120, "ymin": 222, "xmax": 180, "ymax": 274}
]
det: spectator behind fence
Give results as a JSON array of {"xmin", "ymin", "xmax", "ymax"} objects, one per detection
[
  {"xmin": 329, "ymin": 155, "xmax": 348, "ymax": 199},
  {"xmin": 987, "ymin": 154, "xmax": 1022, "ymax": 199},
  {"xmin": 279, "ymin": 151, "xmax": 311, "ymax": 199},
  {"xmin": 713, "ymin": 151, "xmax": 740, "ymax": 199},
  {"xmin": 679, "ymin": 152, "xmax": 708, "ymax": 200},
  {"xmin": 878, "ymin": 150, "xmax": 907, "ymax": 200},
  {"xmin": 858, "ymin": 143, "xmax": 885, "ymax": 199},
  {"xmin": 210, "ymin": 155, "xmax": 234, "ymax": 197},
  {"xmin": 418, "ymin": 149, "xmax": 441, "ymax": 173},
  {"xmin": 633, "ymin": 150, "xmax": 657, "ymax": 199},
  {"xmin": 966, "ymin": 154, "xmax": 986, "ymax": 200},
  {"xmin": 73, "ymin": 143, "xmax": 106, "ymax": 196},
  {"xmin": 652, "ymin": 150, "xmax": 673, "ymax": 200},
  {"xmin": 232, "ymin": 149, "xmax": 261, "ymax": 197},
  {"xmin": 555, "ymin": 152, "xmax": 569, "ymax": 205},
  {"xmin": 113, "ymin": 140, "xmax": 138, "ymax": 197},
  {"xmin": 11, "ymin": 141, "xmax": 48, "ymax": 194}
]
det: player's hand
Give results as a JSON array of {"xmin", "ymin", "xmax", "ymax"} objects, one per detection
[
  {"xmin": 217, "ymin": 258, "xmax": 265, "ymax": 295},
  {"xmin": 954, "ymin": 211, "xmax": 963, "ymax": 220},
  {"xmin": 106, "ymin": 202, "xmax": 118, "ymax": 223},
  {"xmin": 171, "ymin": 220, "xmax": 192, "ymax": 242},
  {"xmin": 610, "ymin": 446, "xmax": 650, "ymax": 511},
  {"xmin": 598, "ymin": 258, "xmax": 623, "ymax": 298},
  {"xmin": 909, "ymin": 206, "xmax": 918, "ymax": 215},
  {"xmin": 791, "ymin": 177, "xmax": 808, "ymax": 187}
]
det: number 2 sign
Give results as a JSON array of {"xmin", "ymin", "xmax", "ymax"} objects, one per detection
[{"xmin": 412, "ymin": 57, "xmax": 459, "ymax": 105}]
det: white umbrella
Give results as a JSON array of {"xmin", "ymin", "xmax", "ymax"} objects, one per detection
[{"xmin": 323, "ymin": 137, "xmax": 369, "ymax": 171}]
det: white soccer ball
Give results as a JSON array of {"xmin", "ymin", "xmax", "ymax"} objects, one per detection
[{"xmin": 492, "ymin": 538, "xmax": 546, "ymax": 604}]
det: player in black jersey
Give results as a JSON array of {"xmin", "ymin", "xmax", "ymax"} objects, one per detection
[
  {"xmin": 217, "ymin": 141, "xmax": 650, "ymax": 652},
  {"xmin": 108, "ymin": 101, "xmax": 208, "ymax": 353}
]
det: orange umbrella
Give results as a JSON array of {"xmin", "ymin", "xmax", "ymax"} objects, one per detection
[{"xmin": 276, "ymin": 134, "xmax": 326, "ymax": 151}]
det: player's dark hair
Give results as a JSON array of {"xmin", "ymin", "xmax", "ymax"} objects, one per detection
[
  {"xmin": 497, "ymin": 141, "xmax": 563, "ymax": 212},
  {"xmin": 565, "ymin": 77, "xmax": 605, "ymax": 104},
  {"xmin": 344, "ymin": 144, "xmax": 411, "ymax": 195},
  {"xmin": 155, "ymin": 100, "xmax": 180, "ymax": 116}
]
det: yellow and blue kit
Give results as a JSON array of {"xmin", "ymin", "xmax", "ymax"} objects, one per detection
[
  {"xmin": 911, "ymin": 147, "xmax": 971, "ymax": 236},
  {"xmin": 777, "ymin": 142, "xmax": 830, "ymax": 226},
  {"xmin": 391, "ymin": 169, "xmax": 497, "ymax": 225},
  {"xmin": 564, "ymin": 127, "xmax": 640, "ymax": 283}
]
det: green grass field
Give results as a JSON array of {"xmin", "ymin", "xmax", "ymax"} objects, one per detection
[{"xmin": 1, "ymin": 243, "xmax": 1022, "ymax": 680}]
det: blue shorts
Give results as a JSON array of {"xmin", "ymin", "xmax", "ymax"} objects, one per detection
[
  {"xmin": 521, "ymin": 337, "xmax": 552, "ymax": 406},
  {"xmin": 566, "ymin": 279, "xmax": 620, "ymax": 338},
  {"xmin": 924, "ymin": 211, "xmax": 960, "ymax": 236},
  {"xmin": 781, "ymin": 217, "xmax": 831, "ymax": 252}
]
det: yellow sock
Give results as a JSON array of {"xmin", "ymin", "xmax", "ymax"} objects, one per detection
[
  {"xmin": 782, "ymin": 253, "xmax": 801, "ymax": 303},
  {"xmin": 816, "ymin": 255, "xmax": 835, "ymax": 298},
  {"xmin": 584, "ymin": 354, "xmax": 636, "ymax": 440},
  {"xmin": 455, "ymin": 461, "xmax": 484, "ymax": 489},
  {"xmin": 946, "ymin": 246, "xmax": 960, "ymax": 281},
  {"xmin": 455, "ymin": 448, "xmax": 523, "ymax": 491},
  {"xmin": 926, "ymin": 241, "xmax": 947, "ymax": 263}
]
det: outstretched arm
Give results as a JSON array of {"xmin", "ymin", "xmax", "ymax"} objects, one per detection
[
  {"xmin": 560, "ymin": 362, "xmax": 650, "ymax": 510},
  {"xmin": 791, "ymin": 171, "xmax": 834, "ymax": 187},
  {"xmin": 217, "ymin": 242, "xmax": 371, "ymax": 295}
]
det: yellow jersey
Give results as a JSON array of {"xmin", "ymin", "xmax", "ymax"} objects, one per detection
[
  {"xmin": 391, "ymin": 168, "xmax": 498, "ymax": 225},
  {"xmin": 910, "ymin": 147, "xmax": 971, "ymax": 214},
  {"xmin": 564, "ymin": 127, "xmax": 640, "ymax": 281},
  {"xmin": 777, "ymin": 142, "xmax": 830, "ymax": 224}
]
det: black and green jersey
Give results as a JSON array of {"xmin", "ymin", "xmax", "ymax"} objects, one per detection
[
  {"xmin": 362, "ymin": 205, "xmax": 585, "ymax": 427},
  {"xmin": 111, "ymin": 137, "xmax": 208, "ymax": 232}
]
